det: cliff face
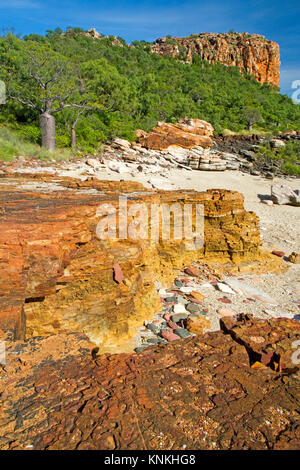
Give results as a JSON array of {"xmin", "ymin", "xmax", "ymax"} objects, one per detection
[{"xmin": 151, "ymin": 32, "xmax": 280, "ymax": 87}]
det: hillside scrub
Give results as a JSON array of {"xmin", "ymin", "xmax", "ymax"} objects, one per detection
[
  {"xmin": 0, "ymin": 28, "xmax": 299, "ymax": 152},
  {"xmin": 255, "ymin": 140, "xmax": 300, "ymax": 175}
]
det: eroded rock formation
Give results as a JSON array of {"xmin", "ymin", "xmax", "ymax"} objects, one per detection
[
  {"xmin": 151, "ymin": 33, "xmax": 280, "ymax": 87},
  {"xmin": 0, "ymin": 173, "xmax": 282, "ymax": 352},
  {"xmin": 136, "ymin": 118, "xmax": 214, "ymax": 150},
  {"xmin": 0, "ymin": 315, "xmax": 299, "ymax": 450}
]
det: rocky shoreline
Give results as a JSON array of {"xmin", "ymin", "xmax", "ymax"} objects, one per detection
[{"xmin": 0, "ymin": 122, "xmax": 299, "ymax": 450}]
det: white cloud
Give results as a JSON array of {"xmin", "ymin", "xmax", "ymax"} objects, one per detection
[{"xmin": 280, "ymin": 67, "xmax": 300, "ymax": 96}]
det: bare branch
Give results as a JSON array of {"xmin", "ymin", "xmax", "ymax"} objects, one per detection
[{"xmin": 7, "ymin": 93, "xmax": 42, "ymax": 112}]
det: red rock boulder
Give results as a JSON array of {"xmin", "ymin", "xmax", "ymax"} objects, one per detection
[{"xmin": 136, "ymin": 118, "xmax": 214, "ymax": 150}]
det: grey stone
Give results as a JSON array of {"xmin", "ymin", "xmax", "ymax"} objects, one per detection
[
  {"xmin": 147, "ymin": 338, "xmax": 161, "ymax": 344},
  {"xmin": 165, "ymin": 296, "xmax": 178, "ymax": 303},
  {"xmin": 146, "ymin": 323, "xmax": 160, "ymax": 334},
  {"xmin": 174, "ymin": 328, "xmax": 191, "ymax": 339},
  {"xmin": 171, "ymin": 313, "xmax": 188, "ymax": 323},
  {"xmin": 271, "ymin": 184, "xmax": 300, "ymax": 206},
  {"xmin": 186, "ymin": 302, "xmax": 200, "ymax": 313},
  {"xmin": 135, "ymin": 345, "xmax": 150, "ymax": 353}
]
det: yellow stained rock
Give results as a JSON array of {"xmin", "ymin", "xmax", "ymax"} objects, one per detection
[
  {"xmin": 289, "ymin": 252, "xmax": 300, "ymax": 264},
  {"xmin": 190, "ymin": 291, "xmax": 205, "ymax": 302},
  {"xmin": 186, "ymin": 316, "xmax": 211, "ymax": 335}
]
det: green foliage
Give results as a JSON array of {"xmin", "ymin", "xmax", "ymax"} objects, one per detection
[
  {"xmin": 0, "ymin": 27, "xmax": 299, "ymax": 153},
  {"xmin": 256, "ymin": 140, "xmax": 300, "ymax": 175},
  {"xmin": 55, "ymin": 134, "xmax": 70, "ymax": 148},
  {"xmin": 244, "ymin": 108, "xmax": 262, "ymax": 129},
  {"xmin": 17, "ymin": 124, "xmax": 41, "ymax": 143},
  {"xmin": 282, "ymin": 161, "xmax": 300, "ymax": 175},
  {"xmin": 0, "ymin": 125, "xmax": 73, "ymax": 160}
]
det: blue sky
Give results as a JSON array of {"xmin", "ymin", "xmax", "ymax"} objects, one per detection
[{"xmin": 1, "ymin": 0, "xmax": 299, "ymax": 96}]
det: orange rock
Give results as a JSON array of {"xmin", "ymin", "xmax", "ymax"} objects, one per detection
[
  {"xmin": 190, "ymin": 291, "xmax": 205, "ymax": 302},
  {"xmin": 1, "ymin": 315, "xmax": 299, "ymax": 450},
  {"xmin": 251, "ymin": 361, "xmax": 268, "ymax": 369},
  {"xmin": 185, "ymin": 265, "xmax": 201, "ymax": 277},
  {"xmin": 151, "ymin": 32, "xmax": 280, "ymax": 87},
  {"xmin": 0, "ymin": 174, "xmax": 284, "ymax": 351},
  {"xmin": 186, "ymin": 315, "xmax": 211, "ymax": 335},
  {"xmin": 136, "ymin": 118, "xmax": 213, "ymax": 150}
]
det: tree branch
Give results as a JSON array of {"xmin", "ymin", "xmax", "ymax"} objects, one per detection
[{"xmin": 7, "ymin": 93, "xmax": 42, "ymax": 112}]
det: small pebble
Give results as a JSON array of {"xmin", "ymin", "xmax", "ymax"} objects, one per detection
[
  {"xmin": 146, "ymin": 323, "xmax": 159, "ymax": 334},
  {"xmin": 186, "ymin": 303, "xmax": 200, "ymax": 313},
  {"xmin": 147, "ymin": 338, "xmax": 160, "ymax": 344},
  {"xmin": 161, "ymin": 329, "xmax": 181, "ymax": 342},
  {"xmin": 171, "ymin": 313, "xmax": 188, "ymax": 323},
  {"xmin": 173, "ymin": 303, "xmax": 187, "ymax": 314},
  {"xmin": 218, "ymin": 297, "xmax": 232, "ymax": 304},
  {"xmin": 168, "ymin": 320, "xmax": 179, "ymax": 330},
  {"xmin": 179, "ymin": 286, "xmax": 195, "ymax": 294},
  {"xmin": 163, "ymin": 313, "xmax": 173, "ymax": 321},
  {"xmin": 261, "ymin": 200, "xmax": 273, "ymax": 205},
  {"xmin": 216, "ymin": 282, "xmax": 236, "ymax": 295},
  {"xmin": 135, "ymin": 345, "xmax": 150, "ymax": 353},
  {"xmin": 271, "ymin": 250, "xmax": 285, "ymax": 257},
  {"xmin": 217, "ymin": 308, "xmax": 236, "ymax": 317},
  {"xmin": 185, "ymin": 265, "xmax": 200, "ymax": 277},
  {"xmin": 174, "ymin": 328, "xmax": 191, "ymax": 339},
  {"xmin": 165, "ymin": 296, "xmax": 178, "ymax": 303}
]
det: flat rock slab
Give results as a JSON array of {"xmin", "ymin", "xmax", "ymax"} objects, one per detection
[{"xmin": 0, "ymin": 315, "xmax": 300, "ymax": 450}]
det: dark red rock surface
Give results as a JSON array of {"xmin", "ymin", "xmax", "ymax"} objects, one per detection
[{"xmin": 0, "ymin": 316, "xmax": 299, "ymax": 450}]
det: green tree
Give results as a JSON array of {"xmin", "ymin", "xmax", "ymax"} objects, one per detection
[
  {"xmin": 244, "ymin": 108, "xmax": 262, "ymax": 131},
  {"xmin": 2, "ymin": 40, "xmax": 80, "ymax": 151}
]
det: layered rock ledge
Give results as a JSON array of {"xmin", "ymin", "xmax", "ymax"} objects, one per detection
[
  {"xmin": 0, "ymin": 173, "xmax": 283, "ymax": 352},
  {"xmin": 136, "ymin": 118, "xmax": 214, "ymax": 150}
]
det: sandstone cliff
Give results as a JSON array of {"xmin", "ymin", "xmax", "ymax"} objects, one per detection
[{"xmin": 151, "ymin": 32, "xmax": 280, "ymax": 87}]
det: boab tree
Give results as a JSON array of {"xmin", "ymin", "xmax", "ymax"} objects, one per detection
[
  {"xmin": 3, "ymin": 40, "xmax": 80, "ymax": 151},
  {"xmin": 244, "ymin": 107, "xmax": 262, "ymax": 132}
]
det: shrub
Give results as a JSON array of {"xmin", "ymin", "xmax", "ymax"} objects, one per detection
[
  {"xmin": 17, "ymin": 124, "xmax": 41, "ymax": 143},
  {"xmin": 282, "ymin": 161, "xmax": 300, "ymax": 175}
]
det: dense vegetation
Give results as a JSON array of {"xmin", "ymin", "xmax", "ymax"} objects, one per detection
[
  {"xmin": 0, "ymin": 27, "xmax": 300, "ymax": 154},
  {"xmin": 256, "ymin": 139, "xmax": 300, "ymax": 175}
]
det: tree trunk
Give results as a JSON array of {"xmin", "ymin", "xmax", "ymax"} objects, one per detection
[
  {"xmin": 71, "ymin": 125, "xmax": 77, "ymax": 151},
  {"xmin": 248, "ymin": 122, "xmax": 253, "ymax": 131},
  {"xmin": 40, "ymin": 112, "xmax": 55, "ymax": 152}
]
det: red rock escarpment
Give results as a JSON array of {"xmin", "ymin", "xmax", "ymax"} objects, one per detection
[
  {"xmin": 0, "ymin": 173, "xmax": 283, "ymax": 352},
  {"xmin": 151, "ymin": 32, "xmax": 280, "ymax": 87},
  {"xmin": 0, "ymin": 315, "xmax": 299, "ymax": 450}
]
